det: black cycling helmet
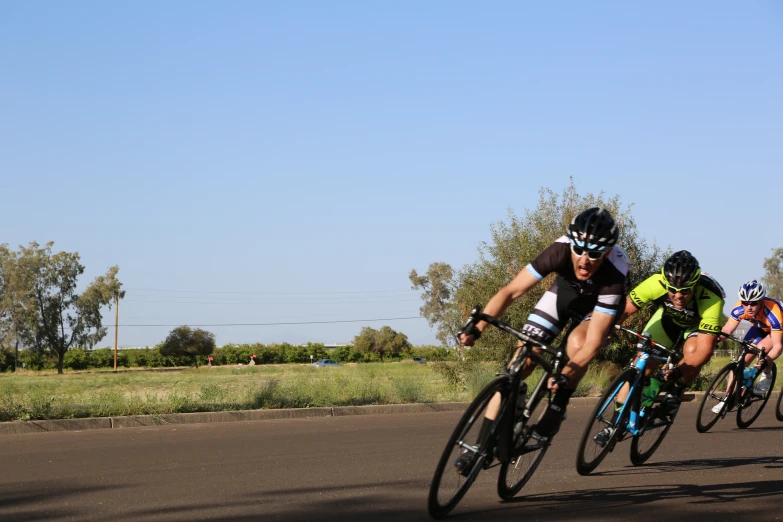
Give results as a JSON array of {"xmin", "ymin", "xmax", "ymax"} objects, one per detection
[
  {"xmin": 566, "ymin": 207, "xmax": 619, "ymax": 252},
  {"xmin": 662, "ymin": 250, "xmax": 701, "ymax": 289}
]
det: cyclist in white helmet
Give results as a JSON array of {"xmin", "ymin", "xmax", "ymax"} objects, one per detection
[{"xmin": 715, "ymin": 280, "xmax": 783, "ymax": 411}]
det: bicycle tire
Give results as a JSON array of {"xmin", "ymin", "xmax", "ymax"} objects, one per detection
[
  {"xmin": 629, "ymin": 387, "xmax": 680, "ymax": 465},
  {"xmin": 496, "ymin": 382, "xmax": 550, "ymax": 500},
  {"xmin": 576, "ymin": 367, "xmax": 637, "ymax": 476},
  {"xmin": 777, "ymin": 374, "xmax": 783, "ymax": 422},
  {"xmin": 428, "ymin": 376, "xmax": 509, "ymax": 519},
  {"xmin": 737, "ymin": 362, "xmax": 777, "ymax": 429},
  {"xmin": 696, "ymin": 362, "xmax": 736, "ymax": 433}
]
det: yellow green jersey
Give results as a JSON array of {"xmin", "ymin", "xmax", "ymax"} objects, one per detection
[{"xmin": 628, "ymin": 272, "xmax": 726, "ymax": 336}]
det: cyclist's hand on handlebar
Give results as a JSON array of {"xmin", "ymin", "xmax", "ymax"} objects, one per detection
[
  {"xmin": 459, "ymin": 326, "xmax": 481, "ymax": 347},
  {"xmin": 663, "ymin": 365, "xmax": 682, "ymax": 382},
  {"xmin": 548, "ymin": 374, "xmax": 570, "ymax": 392}
]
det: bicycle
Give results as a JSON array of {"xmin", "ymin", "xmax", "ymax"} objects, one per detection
[
  {"xmin": 576, "ymin": 324, "xmax": 682, "ymax": 475},
  {"xmin": 427, "ymin": 306, "xmax": 571, "ymax": 519},
  {"xmin": 775, "ymin": 372, "xmax": 783, "ymax": 422},
  {"xmin": 696, "ymin": 334, "xmax": 777, "ymax": 432}
]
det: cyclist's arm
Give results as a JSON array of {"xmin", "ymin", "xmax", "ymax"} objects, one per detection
[
  {"xmin": 622, "ymin": 274, "xmax": 665, "ymax": 325},
  {"xmin": 617, "ymin": 297, "xmax": 640, "ymax": 325},
  {"xmin": 676, "ymin": 332, "xmax": 719, "ymax": 384},
  {"xmin": 463, "ymin": 267, "xmax": 539, "ymax": 341},
  {"xmin": 768, "ymin": 333, "xmax": 783, "ymax": 361},
  {"xmin": 723, "ymin": 301, "xmax": 745, "ymax": 336},
  {"xmin": 675, "ymin": 295, "xmax": 725, "ymax": 383},
  {"xmin": 721, "ymin": 319, "xmax": 739, "ymax": 336}
]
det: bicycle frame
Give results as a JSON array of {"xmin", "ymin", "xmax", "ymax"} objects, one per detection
[
  {"xmin": 610, "ymin": 326, "xmax": 680, "ymax": 437},
  {"xmin": 717, "ymin": 334, "xmax": 768, "ymax": 415},
  {"xmin": 462, "ymin": 309, "xmax": 569, "ymax": 465}
]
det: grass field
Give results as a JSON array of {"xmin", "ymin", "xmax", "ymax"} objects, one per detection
[{"xmin": 0, "ymin": 357, "xmax": 736, "ymax": 422}]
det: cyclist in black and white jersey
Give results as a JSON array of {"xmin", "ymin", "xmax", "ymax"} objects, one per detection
[{"xmin": 457, "ymin": 207, "xmax": 629, "ymax": 471}]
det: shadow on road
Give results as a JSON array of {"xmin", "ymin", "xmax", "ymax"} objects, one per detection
[
  {"xmin": 108, "ymin": 475, "xmax": 783, "ymax": 522},
  {"xmin": 0, "ymin": 482, "xmax": 123, "ymax": 521},
  {"xmin": 590, "ymin": 455, "xmax": 783, "ymax": 476}
]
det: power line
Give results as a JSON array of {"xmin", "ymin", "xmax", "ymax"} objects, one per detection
[
  {"xmin": 126, "ymin": 288, "xmax": 416, "ymax": 296},
  {"xmin": 121, "ymin": 297, "xmax": 420, "ymax": 305},
  {"xmin": 106, "ymin": 316, "xmax": 426, "ymax": 327}
]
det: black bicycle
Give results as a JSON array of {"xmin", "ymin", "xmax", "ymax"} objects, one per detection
[
  {"xmin": 427, "ymin": 306, "xmax": 570, "ymax": 519},
  {"xmin": 696, "ymin": 334, "xmax": 777, "ymax": 432},
  {"xmin": 576, "ymin": 325, "xmax": 683, "ymax": 475}
]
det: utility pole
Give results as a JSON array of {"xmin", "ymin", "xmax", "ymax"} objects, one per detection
[{"xmin": 113, "ymin": 292, "xmax": 119, "ymax": 371}]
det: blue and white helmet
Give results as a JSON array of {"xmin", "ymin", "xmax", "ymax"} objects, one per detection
[
  {"xmin": 738, "ymin": 280, "xmax": 766, "ymax": 302},
  {"xmin": 566, "ymin": 207, "xmax": 619, "ymax": 252}
]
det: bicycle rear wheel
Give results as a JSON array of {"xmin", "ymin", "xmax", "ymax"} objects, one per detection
[
  {"xmin": 737, "ymin": 362, "xmax": 777, "ymax": 429},
  {"xmin": 696, "ymin": 363, "xmax": 736, "ymax": 433},
  {"xmin": 576, "ymin": 368, "xmax": 636, "ymax": 476},
  {"xmin": 428, "ymin": 376, "xmax": 508, "ymax": 519},
  {"xmin": 497, "ymin": 384, "xmax": 550, "ymax": 500},
  {"xmin": 629, "ymin": 388, "xmax": 680, "ymax": 465}
]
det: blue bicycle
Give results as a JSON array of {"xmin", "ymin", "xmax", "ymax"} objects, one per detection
[{"xmin": 576, "ymin": 324, "xmax": 683, "ymax": 475}]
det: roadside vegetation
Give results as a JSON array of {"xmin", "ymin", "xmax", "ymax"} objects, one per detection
[{"xmin": 0, "ymin": 356, "xmax": 732, "ymax": 422}]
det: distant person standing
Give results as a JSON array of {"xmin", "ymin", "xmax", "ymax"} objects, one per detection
[{"xmin": 249, "ymin": 354, "xmax": 257, "ymax": 366}]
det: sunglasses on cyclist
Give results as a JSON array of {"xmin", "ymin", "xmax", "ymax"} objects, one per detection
[
  {"xmin": 666, "ymin": 285, "xmax": 694, "ymax": 295},
  {"xmin": 741, "ymin": 300, "xmax": 762, "ymax": 307},
  {"xmin": 570, "ymin": 244, "xmax": 606, "ymax": 261}
]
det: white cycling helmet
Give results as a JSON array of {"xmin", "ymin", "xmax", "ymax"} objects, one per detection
[{"xmin": 738, "ymin": 280, "xmax": 766, "ymax": 302}]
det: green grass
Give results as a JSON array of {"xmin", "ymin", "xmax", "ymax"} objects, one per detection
[
  {"xmin": 0, "ymin": 362, "xmax": 472, "ymax": 421},
  {"xmin": 0, "ymin": 358, "xmax": 727, "ymax": 422}
]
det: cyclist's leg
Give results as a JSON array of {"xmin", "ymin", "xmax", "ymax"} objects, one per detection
[
  {"xmin": 751, "ymin": 331, "xmax": 778, "ymax": 394},
  {"xmin": 616, "ymin": 308, "xmax": 675, "ymax": 406},
  {"xmin": 522, "ymin": 282, "xmax": 583, "ymax": 440},
  {"xmin": 474, "ymin": 283, "xmax": 567, "ymax": 450}
]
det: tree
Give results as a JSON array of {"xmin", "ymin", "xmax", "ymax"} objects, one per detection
[
  {"xmin": 762, "ymin": 248, "xmax": 783, "ymax": 301},
  {"xmin": 159, "ymin": 325, "xmax": 216, "ymax": 367},
  {"xmin": 412, "ymin": 179, "xmax": 666, "ymax": 362},
  {"xmin": 409, "ymin": 263, "xmax": 461, "ymax": 347},
  {"xmin": 352, "ymin": 326, "xmax": 411, "ymax": 361},
  {"xmin": 10, "ymin": 242, "xmax": 125, "ymax": 374}
]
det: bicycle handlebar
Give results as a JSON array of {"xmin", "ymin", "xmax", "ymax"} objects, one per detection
[
  {"xmin": 613, "ymin": 324, "xmax": 680, "ymax": 361},
  {"xmin": 459, "ymin": 306, "xmax": 562, "ymax": 358},
  {"xmin": 716, "ymin": 331, "xmax": 767, "ymax": 359}
]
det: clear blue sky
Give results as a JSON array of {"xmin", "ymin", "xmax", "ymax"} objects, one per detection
[{"xmin": 1, "ymin": 2, "xmax": 781, "ymax": 347}]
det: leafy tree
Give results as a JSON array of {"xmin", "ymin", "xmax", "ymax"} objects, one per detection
[
  {"xmin": 762, "ymin": 248, "xmax": 783, "ymax": 300},
  {"xmin": 409, "ymin": 263, "xmax": 461, "ymax": 347},
  {"xmin": 9, "ymin": 242, "xmax": 125, "ymax": 374},
  {"xmin": 159, "ymin": 325, "xmax": 216, "ymax": 368},
  {"xmin": 353, "ymin": 326, "xmax": 411, "ymax": 362},
  {"xmin": 412, "ymin": 179, "xmax": 666, "ymax": 363}
]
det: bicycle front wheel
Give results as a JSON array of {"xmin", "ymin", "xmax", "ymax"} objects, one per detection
[
  {"xmin": 497, "ymin": 384, "xmax": 550, "ymax": 500},
  {"xmin": 696, "ymin": 363, "xmax": 736, "ymax": 433},
  {"xmin": 428, "ymin": 376, "xmax": 508, "ymax": 519},
  {"xmin": 629, "ymin": 388, "xmax": 680, "ymax": 465},
  {"xmin": 737, "ymin": 362, "xmax": 777, "ymax": 429},
  {"xmin": 776, "ymin": 374, "xmax": 783, "ymax": 422},
  {"xmin": 576, "ymin": 368, "xmax": 637, "ymax": 476}
]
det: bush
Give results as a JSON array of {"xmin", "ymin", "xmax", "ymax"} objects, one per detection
[{"xmin": 64, "ymin": 349, "xmax": 90, "ymax": 370}]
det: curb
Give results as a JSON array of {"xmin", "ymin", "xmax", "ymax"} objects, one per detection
[
  {"xmin": 1, "ymin": 392, "xmax": 777, "ymax": 437},
  {"xmin": 0, "ymin": 402, "xmax": 471, "ymax": 436}
]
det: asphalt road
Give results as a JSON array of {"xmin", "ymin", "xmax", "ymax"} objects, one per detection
[{"xmin": 2, "ymin": 401, "xmax": 783, "ymax": 521}]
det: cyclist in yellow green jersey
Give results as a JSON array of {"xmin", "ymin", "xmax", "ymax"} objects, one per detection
[{"xmin": 594, "ymin": 250, "xmax": 726, "ymax": 445}]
